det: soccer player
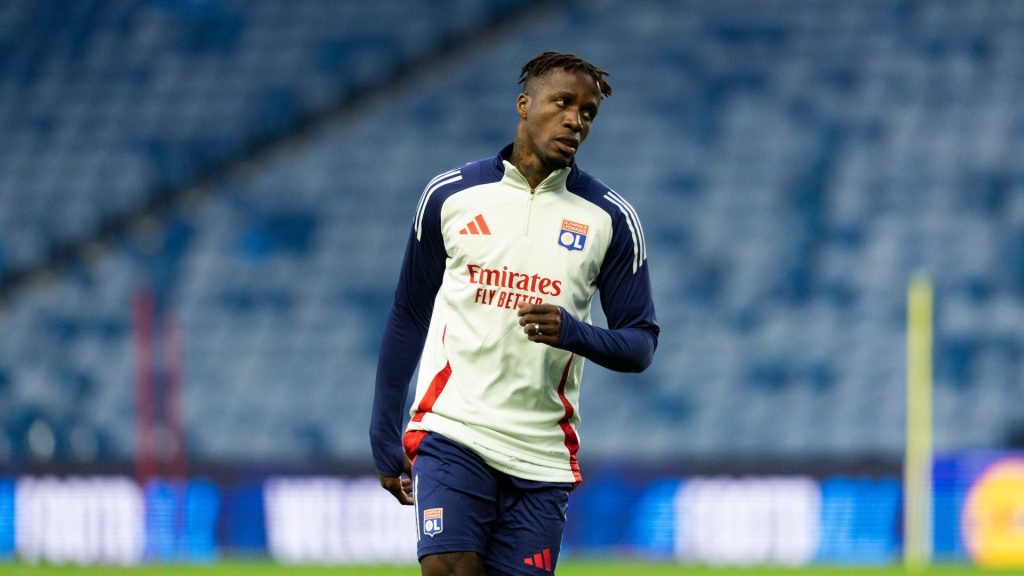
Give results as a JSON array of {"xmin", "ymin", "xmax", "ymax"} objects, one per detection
[{"xmin": 370, "ymin": 51, "xmax": 659, "ymax": 575}]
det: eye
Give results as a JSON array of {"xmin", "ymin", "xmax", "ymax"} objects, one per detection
[{"xmin": 555, "ymin": 97, "xmax": 567, "ymax": 107}]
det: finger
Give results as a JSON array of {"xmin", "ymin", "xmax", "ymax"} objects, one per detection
[
  {"xmin": 390, "ymin": 482, "xmax": 414, "ymax": 505},
  {"xmin": 526, "ymin": 322, "xmax": 560, "ymax": 342},
  {"xmin": 524, "ymin": 303, "xmax": 555, "ymax": 314},
  {"xmin": 522, "ymin": 320, "xmax": 543, "ymax": 336},
  {"xmin": 393, "ymin": 489, "xmax": 413, "ymax": 505},
  {"xmin": 380, "ymin": 476, "xmax": 415, "ymax": 506},
  {"xmin": 518, "ymin": 302, "xmax": 551, "ymax": 317},
  {"xmin": 520, "ymin": 317, "xmax": 539, "ymax": 328},
  {"xmin": 526, "ymin": 332, "xmax": 557, "ymax": 345},
  {"xmin": 519, "ymin": 312, "xmax": 550, "ymax": 326}
]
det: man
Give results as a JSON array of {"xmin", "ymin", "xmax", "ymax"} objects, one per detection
[{"xmin": 370, "ymin": 51, "xmax": 658, "ymax": 575}]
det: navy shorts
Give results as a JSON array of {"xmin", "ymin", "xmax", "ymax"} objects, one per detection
[{"xmin": 410, "ymin": 432, "xmax": 572, "ymax": 575}]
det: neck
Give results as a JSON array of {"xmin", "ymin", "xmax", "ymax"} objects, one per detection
[{"xmin": 509, "ymin": 142, "xmax": 554, "ymax": 189}]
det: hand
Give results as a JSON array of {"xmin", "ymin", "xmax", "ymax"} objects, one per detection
[
  {"xmin": 517, "ymin": 303, "xmax": 562, "ymax": 345},
  {"xmin": 379, "ymin": 453, "xmax": 414, "ymax": 505}
]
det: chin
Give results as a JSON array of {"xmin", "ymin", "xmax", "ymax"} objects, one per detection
[{"xmin": 544, "ymin": 153, "xmax": 573, "ymax": 169}]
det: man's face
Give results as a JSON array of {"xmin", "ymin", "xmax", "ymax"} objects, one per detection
[{"xmin": 518, "ymin": 68, "xmax": 603, "ymax": 170}]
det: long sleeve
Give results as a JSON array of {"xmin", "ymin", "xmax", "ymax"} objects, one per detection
[
  {"xmin": 555, "ymin": 192, "xmax": 658, "ymax": 372},
  {"xmin": 557, "ymin": 313, "xmax": 656, "ymax": 373},
  {"xmin": 369, "ymin": 204, "xmax": 447, "ymax": 477}
]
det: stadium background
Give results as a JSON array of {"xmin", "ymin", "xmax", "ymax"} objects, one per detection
[{"xmin": 1, "ymin": 0, "xmax": 1023, "ymax": 570}]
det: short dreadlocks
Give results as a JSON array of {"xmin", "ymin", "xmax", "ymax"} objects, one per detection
[{"xmin": 518, "ymin": 51, "xmax": 612, "ymax": 98}]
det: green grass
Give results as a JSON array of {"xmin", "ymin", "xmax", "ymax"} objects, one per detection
[{"xmin": 2, "ymin": 562, "xmax": 1022, "ymax": 575}]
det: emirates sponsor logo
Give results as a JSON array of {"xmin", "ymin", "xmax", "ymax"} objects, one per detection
[{"xmin": 466, "ymin": 263, "xmax": 562, "ymax": 309}]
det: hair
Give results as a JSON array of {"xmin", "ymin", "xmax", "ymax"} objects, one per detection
[{"xmin": 518, "ymin": 51, "xmax": 612, "ymax": 98}]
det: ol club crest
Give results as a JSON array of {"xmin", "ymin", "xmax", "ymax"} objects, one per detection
[
  {"xmin": 422, "ymin": 508, "xmax": 444, "ymax": 537},
  {"xmin": 558, "ymin": 219, "xmax": 589, "ymax": 252}
]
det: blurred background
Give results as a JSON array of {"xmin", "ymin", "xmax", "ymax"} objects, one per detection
[{"xmin": 1, "ymin": 0, "xmax": 1023, "ymax": 568}]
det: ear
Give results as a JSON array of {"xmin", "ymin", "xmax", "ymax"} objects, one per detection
[{"xmin": 516, "ymin": 93, "xmax": 529, "ymax": 120}]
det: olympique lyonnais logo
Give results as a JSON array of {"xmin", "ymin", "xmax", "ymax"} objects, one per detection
[
  {"xmin": 423, "ymin": 507, "xmax": 444, "ymax": 537},
  {"xmin": 558, "ymin": 219, "xmax": 589, "ymax": 252},
  {"xmin": 466, "ymin": 263, "xmax": 562, "ymax": 309}
]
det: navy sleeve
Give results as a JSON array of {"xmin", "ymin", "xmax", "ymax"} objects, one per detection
[
  {"xmin": 556, "ymin": 197, "xmax": 659, "ymax": 372},
  {"xmin": 369, "ymin": 192, "xmax": 448, "ymax": 477}
]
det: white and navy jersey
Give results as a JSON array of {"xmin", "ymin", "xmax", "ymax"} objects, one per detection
[{"xmin": 370, "ymin": 144, "xmax": 659, "ymax": 484}]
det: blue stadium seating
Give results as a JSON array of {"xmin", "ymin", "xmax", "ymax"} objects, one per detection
[{"xmin": 1, "ymin": 0, "xmax": 1023, "ymax": 466}]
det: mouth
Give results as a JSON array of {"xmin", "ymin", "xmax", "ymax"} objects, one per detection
[{"xmin": 554, "ymin": 136, "xmax": 579, "ymax": 156}]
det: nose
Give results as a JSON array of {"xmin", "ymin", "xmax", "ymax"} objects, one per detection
[{"xmin": 563, "ymin": 109, "xmax": 582, "ymax": 132}]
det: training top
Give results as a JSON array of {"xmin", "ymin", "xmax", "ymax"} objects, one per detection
[{"xmin": 370, "ymin": 144, "xmax": 659, "ymax": 484}]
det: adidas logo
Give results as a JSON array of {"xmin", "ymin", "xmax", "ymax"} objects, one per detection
[
  {"xmin": 523, "ymin": 548, "xmax": 552, "ymax": 572},
  {"xmin": 459, "ymin": 214, "xmax": 491, "ymax": 235}
]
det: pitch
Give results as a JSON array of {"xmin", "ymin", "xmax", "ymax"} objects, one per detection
[{"xmin": 1, "ymin": 562, "xmax": 1011, "ymax": 575}]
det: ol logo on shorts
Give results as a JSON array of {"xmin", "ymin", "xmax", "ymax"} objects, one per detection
[{"xmin": 422, "ymin": 507, "xmax": 444, "ymax": 537}]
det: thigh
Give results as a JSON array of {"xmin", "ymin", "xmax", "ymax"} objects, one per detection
[
  {"xmin": 420, "ymin": 551, "xmax": 483, "ymax": 576},
  {"xmin": 413, "ymin": 433, "xmax": 499, "ymax": 562},
  {"xmin": 483, "ymin": 479, "xmax": 571, "ymax": 575}
]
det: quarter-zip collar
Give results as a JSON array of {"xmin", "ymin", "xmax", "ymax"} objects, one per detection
[
  {"xmin": 494, "ymin": 143, "xmax": 574, "ymax": 194},
  {"xmin": 501, "ymin": 160, "xmax": 570, "ymax": 194}
]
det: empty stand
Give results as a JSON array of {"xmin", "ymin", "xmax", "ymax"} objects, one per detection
[{"xmin": 0, "ymin": 0, "xmax": 1022, "ymax": 466}]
